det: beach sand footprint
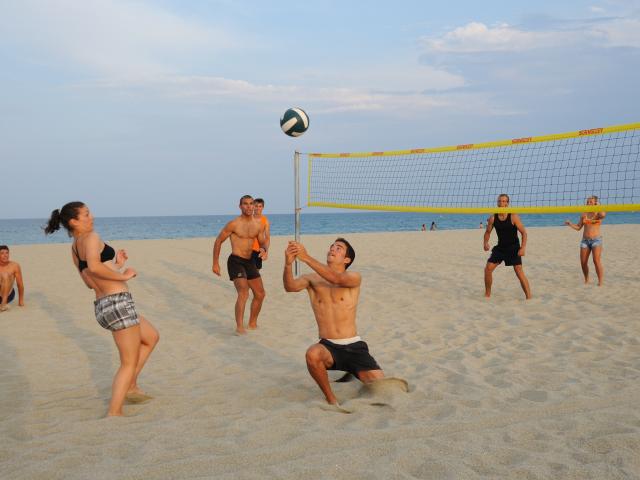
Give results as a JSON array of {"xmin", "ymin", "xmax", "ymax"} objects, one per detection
[
  {"xmin": 356, "ymin": 377, "xmax": 409, "ymax": 408},
  {"xmin": 125, "ymin": 392, "xmax": 154, "ymax": 404},
  {"xmin": 318, "ymin": 377, "xmax": 410, "ymax": 414}
]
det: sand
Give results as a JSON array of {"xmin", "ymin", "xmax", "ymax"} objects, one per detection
[{"xmin": 1, "ymin": 225, "xmax": 639, "ymax": 479}]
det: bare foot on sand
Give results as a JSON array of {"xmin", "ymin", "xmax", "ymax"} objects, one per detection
[{"xmin": 319, "ymin": 402, "xmax": 353, "ymax": 414}]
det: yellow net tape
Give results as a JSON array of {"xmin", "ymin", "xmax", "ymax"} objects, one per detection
[{"xmin": 305, "ymin": 122, "xmax": 640, "ymax": 214}]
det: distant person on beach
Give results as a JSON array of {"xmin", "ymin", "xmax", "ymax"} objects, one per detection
[
  {"xmin": 283, "ymin": 238, "xmax": 384, "ymax": 408},
  {"xmin": 44, "ymin": 202, "xmax": 159, "ymax": 417},
  {"xmin": 251, "ymin": 198, "xmax": 270, "ymax": 270},
  {"xmin": 421, "ymin": 224, "xmax": 426, "ymax": 231},
  {"xmin": 0, "ymin": 245, "xmax": 25, "ymax": 311},
  {"xmin": 430, "ymin": 222, "xmax": 437, "ymax": 231},
  {"xmin": 479, "ymin": 221, "xmax": 484, "ymax": 229},
  {"xmin": 483, "ymin": 194, "xmax": 532, "ymax": 300},
  {"xmin": 212, "ymin": 195, "xmax": 268, "ymax": 334},
  {"xmin": 564, "ymin": 195, "xmax": 606, "ymax": 286}
]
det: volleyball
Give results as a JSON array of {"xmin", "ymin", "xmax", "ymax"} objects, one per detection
[{"xmin": 280, "ymin": 107, "xmax": 309, "ymax": 137}]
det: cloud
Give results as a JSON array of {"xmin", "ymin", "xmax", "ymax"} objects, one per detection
[
  {"xmin": 422, "ymin": 22, "xmax": 566, "ymax": 53},
  {"xmin": 414, "ymin": 10, "xmax": 640, "ymax": 120},
  {"xmin": 86, "ymin": 72, "xmax": 458, "ymax": 114},
  {"xmin": 0, "ymin": 0, "xmax": 235, "ymax": 77},
  {"xmin": 420, "ymin": 15, "xmax": 640, "ymax": 54},
  {"xmin": 0, "ymin": 0, "xmax": 467, "ymax": 114},
  {"xmin": 594, "ymin": 18, "xmax": 640, "ymax": 47}
]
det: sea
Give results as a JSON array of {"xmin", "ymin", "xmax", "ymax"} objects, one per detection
[{"xmin": 1, "ymin": 211, "xmax": 639, "ymax": 246}]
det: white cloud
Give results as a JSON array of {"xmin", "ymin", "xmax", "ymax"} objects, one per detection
[
  {"xmin": 421, "ymin": 16, "xmax": 640, "ymax": 54},
  {"xmin": 0, "ymin": 0, "xmax": 235, "ymax": 77},
  {"xmin": 594, "ymin": 18, "xmax": 640, "ymax": 47},
  {"xmin": 422, "ymin": 22, "xmax": 566, "ymax": 53},
  {"xmin": 87, "ymin": 73, "xmax": 457, "ymax": 114},
  {"xmin": 0, "ymin": 0, "xmax": 467, "ymax": 114}
]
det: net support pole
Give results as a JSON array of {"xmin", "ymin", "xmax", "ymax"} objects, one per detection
[{"xmin": 294, "ymin": 150, "xmax": 301, "ymax": 276}]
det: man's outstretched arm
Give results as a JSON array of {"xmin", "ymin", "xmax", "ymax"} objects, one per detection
[{"xmin": 283, "ymin": 243, "xmax": 310, "ymax": 292}]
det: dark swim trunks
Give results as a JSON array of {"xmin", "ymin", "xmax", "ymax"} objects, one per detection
[
  {"xmin": 227, "ymin": 254, "xmax": 261, "ymax": 281},
  {"xmin": 319, "ymin": 339, "xmax": 381, "ymax": 376},
  {"xmin": 0, "ymin": 288, "xmax": 15, "ymax": 304},
  {"xmin": 251, "ymin": 250, "xmax": 263, "ymax": 270},
  {"xmin": 488, "ymin": 245, "xmax": 522, "ymax": 266}
]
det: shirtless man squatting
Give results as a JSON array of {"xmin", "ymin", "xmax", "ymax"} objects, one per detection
[{"xmin": 283, "ymin": 238, "xmax": 384, "ymax": 407}]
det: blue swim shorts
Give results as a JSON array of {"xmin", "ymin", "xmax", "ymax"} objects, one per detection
[{"xmin": 580, "ymin": 236, "xmax": 603, "ymax": 249}]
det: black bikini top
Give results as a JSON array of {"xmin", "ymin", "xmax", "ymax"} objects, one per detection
[{"xmin": 73, "ymin": 243, "xmax": 116, "ymax": 272}]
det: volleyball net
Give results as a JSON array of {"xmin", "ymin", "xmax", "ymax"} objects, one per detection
[{"xmin": 303, "ymin": 122, "xmax": 640, "ymax": 214}]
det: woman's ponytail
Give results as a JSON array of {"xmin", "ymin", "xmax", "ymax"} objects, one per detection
[
  {"xmin": 44, "ymin": 209, "xmax": 62, "ymax": 235},
  {"xmin": 43, "ymin": 202, "xmax": 85, "ymax": 236}
]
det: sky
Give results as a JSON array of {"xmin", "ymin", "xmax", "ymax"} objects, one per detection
[{"xmin": 1, "ymin": 0, "xmax": 639, "ymax": 219}]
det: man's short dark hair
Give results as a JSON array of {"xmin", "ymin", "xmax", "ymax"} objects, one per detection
[
  {"xmin": 0, "ymin": 245, "xmax": 8, "ymax": 252},
  {"xmin": 335, "ymin": 237, "xmax": 355, "ymax": 269},
  {"xmin": 254, "ymin": 198, "xmax": 264, "ymax": 206},
  {"xmin": 239, "ymin": 194, "xmax": 253, "ymax": 204}
]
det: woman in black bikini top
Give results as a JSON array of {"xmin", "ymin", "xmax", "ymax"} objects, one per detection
[{"xmin": 44, "ymin": 201, "xmax": 159, "ymax": 417}]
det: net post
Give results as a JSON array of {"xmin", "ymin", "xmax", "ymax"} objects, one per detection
[{"xmin": 294, "ymin": 150, "xmax": 301, "ymax": 276}]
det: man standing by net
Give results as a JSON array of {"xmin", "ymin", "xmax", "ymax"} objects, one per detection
[{"xmin": 483, "ymin": 194, "xmax": 532, "ymax": 300}]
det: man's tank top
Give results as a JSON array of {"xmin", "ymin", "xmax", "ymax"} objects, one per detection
[{"xmin": 493, "ymin": 214, "xmax": 519, "ymax": 249}]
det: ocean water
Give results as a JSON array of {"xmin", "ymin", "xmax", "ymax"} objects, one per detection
[{"xmin": 1, "ymin": 211, "xmax": 639, "ymax": 246}]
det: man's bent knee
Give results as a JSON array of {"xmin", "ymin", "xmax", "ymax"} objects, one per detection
[{"xmin": 306, "ymin": 345, "xmax": 331, "ymax": 367}]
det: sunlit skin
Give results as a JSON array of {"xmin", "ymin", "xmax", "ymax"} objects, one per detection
[
  {"xmin": 70, "ymin": 206, "xmax": 159, "ymax": 416},
  {"xmin": 212, "ymin": 197, "xmax": 268, "ymax": 334},
  {"xmin": 283, "ymin": 240, "xmax": 384, "ymax": 405},
  {"xmin": 0, "ymin": 247, "xmax": 25, "ymax": 310},
  {"xmin": 483, "ymin": 195, "xmax": 532, "ymax": 300},
  {"xmin": 565, "ymin": 196, "xmax": 606, "ymax": 285}
]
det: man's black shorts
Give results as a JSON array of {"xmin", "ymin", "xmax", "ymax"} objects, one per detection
[
  {"xmin": 488, "ymin": 245, "xmax": 522, "ymax": 266},
  {"xmin": 251, "ymin": 250, "xmax": 263, "ymax": 270},
  {"xmin": 319, "ymin": 339, "xmax": 381, "ymax": 376},
  {"xmin": 227, "ymin": 254, "xmax": 260, "ymax": 281}
]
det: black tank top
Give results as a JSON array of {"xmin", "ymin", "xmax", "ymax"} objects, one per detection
[
  {"xmin": 493, "ymin": 214, "xmax": 519, "ymax": 249},
  {"xmin": 73, "ymin": 243, "xmax": 116, "ymax": 272}
]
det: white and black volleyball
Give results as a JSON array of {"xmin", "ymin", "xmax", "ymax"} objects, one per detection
[{"xmin": 280, "ymin": 107, "xmax": 309, "ymax": 137}]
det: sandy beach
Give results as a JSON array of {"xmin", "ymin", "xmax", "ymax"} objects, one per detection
[{"xmin": 1, "ymin": 225, "xmax": 639, "ymax": 479}]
